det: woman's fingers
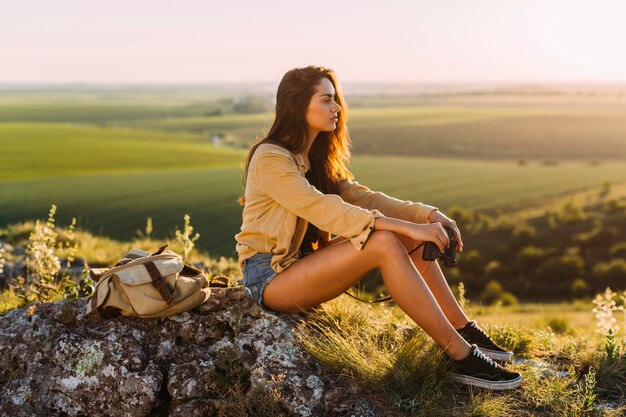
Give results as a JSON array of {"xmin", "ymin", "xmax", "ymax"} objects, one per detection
[
  {"xmin": 435, "ymin": 223, "xmax": 449, "ymax": 252},
  {"xmin": 452, "ymin": 226, "xmax": 463, "ymax": 252}
]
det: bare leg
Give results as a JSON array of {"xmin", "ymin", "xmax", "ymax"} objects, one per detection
[
  {"xmin": 262, "ymin": 231, "xmax": 471, "ymax": 360},
  {"xmin": 318, "ymin": 234, "xmax": 470, "ymax": 329},
  {"xmin": 396, "ymin": 235, "xmax": 470, "ymax": 329}
]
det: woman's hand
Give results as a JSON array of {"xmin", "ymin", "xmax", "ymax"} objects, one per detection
[
  {"xmin": 407, "ymin": 222, "xmax": 451, "ymax": 254},
  {"xmin": 427, "ymin": 210, "xmax": 464, "ymax": 253}
]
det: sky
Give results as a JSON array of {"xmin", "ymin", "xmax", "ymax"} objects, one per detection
[{"xmin": 2, "ymin": 0, "xmax": 626, "ymax": 84}]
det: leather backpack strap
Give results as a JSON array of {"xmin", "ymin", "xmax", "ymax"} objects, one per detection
[
  {"xmin": 151, "ymin": 244, "xmax": 168, "ymax": 256},
  {"xmin": 89, "ymin": 268, "xmax": 109, "ymax": 283},
  {"xmin": 142, "ymin": 260, "xmax": 175, "ymax": 304},
  {"xmin": 89, "ymin": 286, "xmax": 101, "ymax": 319},
  {"xmin": 209, "ymin": 275, "xmax": 229, "ymax": 288}
]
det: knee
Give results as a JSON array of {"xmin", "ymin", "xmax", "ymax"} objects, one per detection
[{"xmin": 367, "ymin": 230, "xmax": 405, "ymax": 255}]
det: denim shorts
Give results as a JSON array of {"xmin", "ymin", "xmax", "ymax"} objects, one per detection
[{"xmin": 242, "ymin": 252, "xmax": 279, "ymax": 313}]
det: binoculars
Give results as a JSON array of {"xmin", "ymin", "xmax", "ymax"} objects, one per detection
[{"xmin": 422, "ymin": 225, "xmax": 458, "ymax": 267}]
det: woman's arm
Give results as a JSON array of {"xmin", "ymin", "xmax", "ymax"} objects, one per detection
[
  {"xmin": 317, "ymin": 216, "xmax": 451, "ymax": 253},
  {"xmin": 253, "ymin": 149, "xmax": 384, "ymax": 251},
  {"xmin": 373, "ymin": 216, "xmax": 451, "ymax": 253},
  {"xmin": 337, "ymin": 178, "xmax": 438, "ymax": 224}
]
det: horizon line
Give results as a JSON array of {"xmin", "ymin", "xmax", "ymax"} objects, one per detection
[{"xmin": 2, "ymin": 79, "xmax": 626, "ymax": 87}]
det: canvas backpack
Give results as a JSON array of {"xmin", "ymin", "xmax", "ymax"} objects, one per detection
[{"xmin": 86, "ymin": 245, "xmax": 226, "ymax": 319}]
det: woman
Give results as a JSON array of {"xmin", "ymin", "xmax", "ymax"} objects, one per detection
[{"xmin": 235, "ymin": 65, "xmax": 522, "ymax": 390}]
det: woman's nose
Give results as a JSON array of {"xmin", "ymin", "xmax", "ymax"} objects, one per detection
[{"xmin": 332, "ymin": 102, "xmax": 341, "ymax": 112}]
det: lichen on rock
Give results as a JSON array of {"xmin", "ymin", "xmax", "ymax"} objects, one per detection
[{"xmin": 0, "ymin": 287, "xmax": 381, "ymax": 416}]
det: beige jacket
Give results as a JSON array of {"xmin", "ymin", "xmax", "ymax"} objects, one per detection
[{"xmin": 235, "ymin": 143, "xmax": 438, "ymax": 273}]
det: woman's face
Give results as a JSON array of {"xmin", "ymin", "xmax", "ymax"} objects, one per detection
[{"xmin": 305, "ymin": 78, "xmax": 341, "ymax": 138}]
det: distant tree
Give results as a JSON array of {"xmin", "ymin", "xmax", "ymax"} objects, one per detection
[
  {"xmin": 575, "ymin": 221, "xmax": 619, "ymax": 254},
  {"xmin": 547, "ymin": 211, "xmax": 559, "ymax": 229},
  {"xmin": 570, "ymin": 278, "xmax": 589, "ymax": 298},
  {"xmin": 557, "ymin": 199, "xmax": 586, "ymax": 224},
  {"xmin": 499, "ymin": 292, "xmax": 519, "ymax": 306},
  {"xmin": 459, "ymin": 249, "xmax": 482, "ymax": 278},
  {"xmin": 592, "ymin": 259, "xmax": 626, "ymax": 290},
  {"xmin": 485, "ymin": 260, "xmax": 504, "ymax": 281},
  {"xmin": 603, "ymin": 198, "xmax": 625, "ymax": 213},
  {"xmin": 480, "ymin": 280, "xmax": 504, "ymax": 305},
  {"xmin": 480, "ymin": 280, "xmax": 518, "ymax": 306},
  {"xmin": 512, "ymin": 222, "xmax": 536, "ymax": 246},
  {"xmin": 447, "ymin": 205, "xmax": 475, "ymax": 231},
  {"xmin": 598, "ymin": 180, "xmax": 611, "ymax": 199},
  {"xmin": 535, "ymin": 253, "xmax": 585, "ymax": 296},
  {"xmin": 610, "ymin": 242, "xmax": 626, "ymax": 259},
  {"xmin": 514, "ymin": 245, "xmax": 555, "ymax": 272},
  {"xmin": 542, "ymin": 159, "xmax": 559, "ymax": 166},
  {"xmin": 473, "ymin": 213, "xmax": 495, "ymax": 233}
]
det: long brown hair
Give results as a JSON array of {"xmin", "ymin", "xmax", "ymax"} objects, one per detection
[{"xmin": 237, "ymin": 65, "xmax": 355, "ymax": 205}]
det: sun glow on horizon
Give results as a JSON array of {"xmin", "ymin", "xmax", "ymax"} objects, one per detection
[{"xmin": 1, "ymin": 0, "xmax": 625, "ymax": 83}]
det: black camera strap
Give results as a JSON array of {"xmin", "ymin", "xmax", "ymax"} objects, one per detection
[{"xmin": 343, "ymin": 242, "xmax": 430, "ymax": 303}]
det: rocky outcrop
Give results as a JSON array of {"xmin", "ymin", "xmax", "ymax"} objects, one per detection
[{"xmin": 0, "ymin": 287, "xmax": 382, "ymax": 417}]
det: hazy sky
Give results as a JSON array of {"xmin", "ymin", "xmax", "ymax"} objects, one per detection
[{"xmin": 2, "ymin": 0, "xmax": 626, "ymax": 83}]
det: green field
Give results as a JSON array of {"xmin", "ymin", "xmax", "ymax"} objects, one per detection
[
  {"xmin": 2, "ymin": 86, "xmax": 626, "ymax": 259},
  {"xmin": 133, "ymin": 105, "xmax": 626, "ymax": 160},
  {"xmin": 0, "ymin": 123, "xmax": 244, "ymax": 180},
  {"xmin": 2, "ymin": 125, "xmax": 626, "ymax": 258}
]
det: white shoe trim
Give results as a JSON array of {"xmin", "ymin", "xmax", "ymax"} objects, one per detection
[
  {"xmin": 451, "ymin": 373, "xmax": 522, "ymax": 390},
  {"xmin": 478, "ymin": 347, "xmax": 513, "ymax": 362}
]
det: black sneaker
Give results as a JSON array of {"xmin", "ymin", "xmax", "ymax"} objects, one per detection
[
  {"xmin": 451, "ymin": 344, "xmax": 522, "ymax": 390},
  {"xmin": 457, "ymin": 320, "xmax": 513, "ymax": 362}
]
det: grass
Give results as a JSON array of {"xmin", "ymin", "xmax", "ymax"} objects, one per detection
[
  {"xmin": 1, "ymin": 219, "xmax": 625, "ymax": 416},
  {"xmin": 0, "ymin": 123, "xmax": 244, "ymax": 181},
  {"xmin": 293, "ymin": 294, "xmax": 626, "ymax": 417},
  {"xmin": 0, "ymin": 220, "xmax": 242, "ymax": 281},
  {"xmin": 3, "ymin": 121, "xmax": 626, "ymax": 257}
]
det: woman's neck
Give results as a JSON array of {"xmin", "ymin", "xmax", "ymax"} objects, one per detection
[{"xmin": 304, "ymin": 127, "xmax": 319, "ymax": 157}]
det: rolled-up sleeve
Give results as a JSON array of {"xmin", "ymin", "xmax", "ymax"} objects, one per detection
[
  {"xmin": 338, "ymin": 178, "xmax": 438, "ymax": 224},
  {"xmin": 254, "ymin": 151, "xmax": 385, "ymax": 250}
]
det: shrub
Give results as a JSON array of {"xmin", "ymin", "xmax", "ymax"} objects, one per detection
[
  {"xmin": 512, "ymin": 222, "xmax": 536, "ymax": 245},
  {"xmin": 474, "ymin": 213, "xmax": 495, "ymax": 233},
  {"xmin": 575, "ymin": 221, "xmax": 619, "ymax": 249},
  {"xmin": 480, "ymin": 280, "xmax": 504, "ymax": 305},
  {"xmin": 545, "ymin": 317, "xmax": 571, "ymax": 334},
  {"xmin": 174, "ymin": 214, "xmax": 200, "ymax": 263},
  {"xmin": 592, "ymin": 260, "xmax": 626, "ymax": 291},
  {"xmin": 487, "ymin": 324, "xmax": 532, "ymax": 355},
  {"xmin": 535, "ymin": 253, "xmax": 585, "ymax": 294},
  {"xmin": 446, "ymin": 205, "xmax": 474, "ymax": 230},
  {"xmin": 570, "ymin": 278, "xmax": 589, "ymax": 298},
  {"xmin": 515, "ymin": 245, "xmax": 554, "ymax": 272},
  {"xmin": 610, "ymin": 242, "xmax": 626, "ymax": 259},
  {"xmin": 557, "ymin": 199, "xmax": 586, "ymax": 224},
  {"xmin": 542, "ymin": 158, "xmax": 560, "ymax": 166},
  {"xmin": 484, "ymin": 260, "xmax": 504, "ymax": 280},
  {"xmin": 499, "ymin": 292, "xmax": 518, "ymax": 307},
  {"xmin": 603, "ymin": 198, "xmax": 625, "ymax": 213},
  {"xmin": 8, "ymin": 205, "xmax": 82, "ymax": 307},
  {"xmin": 458, "ymin": 249, "xmax": 482, "ymax": 278}
]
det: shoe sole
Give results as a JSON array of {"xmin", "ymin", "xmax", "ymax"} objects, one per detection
[
  {"xmin": 478, "ymin": 347, "xmax": 513, "ymax": 362},
  {"xmin": 451, "ymin": 374, "xmax": 523, "ymax": 390}
]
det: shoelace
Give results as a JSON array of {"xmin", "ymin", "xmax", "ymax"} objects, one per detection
[
  {"xmin": 471, "ymin": 345, "xmax": 498, "ymax": 369},
  {"xmin": 469, "ymin": 321, "xmax": 491, "ymax": 340}
]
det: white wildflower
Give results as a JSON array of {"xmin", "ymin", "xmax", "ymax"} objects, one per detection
[
  {"xmin": 592, "ymin": 287, "xmax": 623, "ymax": 336},
  {"xmin": 0, "ymin": 245, "xmax": 5, "ymax": 276}
]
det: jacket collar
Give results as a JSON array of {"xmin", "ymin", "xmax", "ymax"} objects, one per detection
[{"xmin": 292, "ymin": 152, "xmax": 309, "ymax": 174}]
